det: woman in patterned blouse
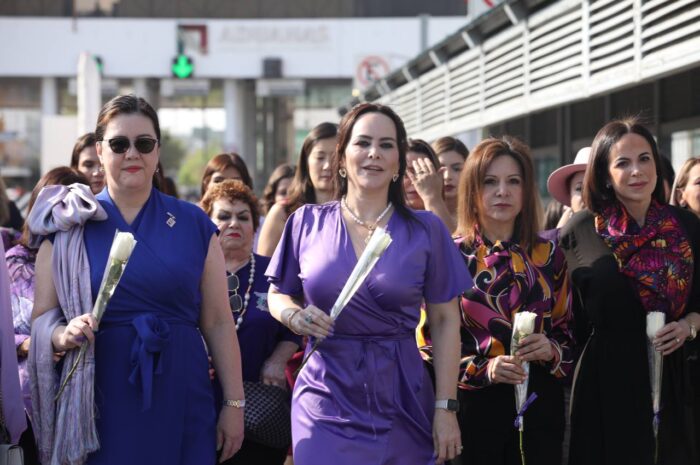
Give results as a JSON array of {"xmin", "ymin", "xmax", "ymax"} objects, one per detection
[{"xmin": 455, "ymin": 136, "xmax": 574, "ymax": 465}]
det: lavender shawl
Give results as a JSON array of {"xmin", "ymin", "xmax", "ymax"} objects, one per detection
[
  {"xmin": 27, "ymin": 184, "xmax": 107, "ymax": 465},
  {"xmin": 1, "ymin": 241, "xmax": 27, "ymax": 444}
]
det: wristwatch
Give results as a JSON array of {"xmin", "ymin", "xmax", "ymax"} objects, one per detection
[
  {"xmin": 435, "ymin": 399, "xmax": 459, "ymax": 412},
  {"xmin": 687, "ymin": 321, "xmax": 697, "ymax": 341},
  {"xmin": 223, "ymin": 399, "xmax": 246, "ymax": 408}
]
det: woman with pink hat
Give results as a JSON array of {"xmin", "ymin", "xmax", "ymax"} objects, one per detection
[{"xmin": 546, "ymin": 147, "xmax": 591, "ymax": 228}]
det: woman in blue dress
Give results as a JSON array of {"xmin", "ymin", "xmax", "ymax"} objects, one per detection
[{"xmin": 31, "ymin": 95, "xmax": 244, "ymax": 465}]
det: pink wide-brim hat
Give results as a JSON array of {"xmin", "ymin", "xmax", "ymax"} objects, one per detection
[{"xmin": 547, "ymin": 147, "xmax": 591, "ymax": 207}]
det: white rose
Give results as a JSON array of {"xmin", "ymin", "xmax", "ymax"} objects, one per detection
[
  {"xmin": 513, "ymin": 311, "xmax": 537, "ymax": 338},
  {"xmin": 110, "ymin": 231, "xmax": 137, "ymax": 262},
  {"xmin": 646, "ymin": 311, "xmax": 665, "ymax": 340}
]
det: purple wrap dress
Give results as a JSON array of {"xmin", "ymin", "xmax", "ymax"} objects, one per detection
[{"xmin": 266, "ymin": 202, "xmax": 472, "ymax": 465}]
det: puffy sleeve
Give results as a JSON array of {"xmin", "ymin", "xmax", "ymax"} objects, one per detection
[
  {"xmin": 265, "ymin": 206, "xmax": 306, "ymax": 296},
  {"xmin": 422, "ymin": 212, "xmax": 473, "ymax": 303},
  {"xmin": 541, "ymin": 244, "xmax": 575, "ymax": 379}
]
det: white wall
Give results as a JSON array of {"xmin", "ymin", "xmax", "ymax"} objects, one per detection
[
  {"xmin": 0, "ymin": 17, "xmax": 467, "ymax": 79},
  {"xmin": 40, "ymin": 115, "xmax": 77, "ymax": 174}
]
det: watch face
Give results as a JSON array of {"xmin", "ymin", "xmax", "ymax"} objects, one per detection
[{"xmin": 447, "ymin": 399, "xmax": 459, "ymax": 412}]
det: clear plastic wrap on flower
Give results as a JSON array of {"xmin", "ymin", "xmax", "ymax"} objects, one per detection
[
  {"xmin": 646, "ymin": 311, "xmax": 665, "ymax": 446},
  {"xmin": 93, "ymin": 231, "xmax": 137, "ymax": 322},
  {"xmin": 646, "ymin": 311, "xmax": 665, "ymax": 340},
  {"xmin": 511, "ymin": 311, "xmax": 537, "ymax": 434},
  {"xmin": 297, "ymin": 227, "xmax": 392, "ymax": 375},
  {"xmin": 56, "ymin": 230, "xmax": 137, "ymax": 400}
]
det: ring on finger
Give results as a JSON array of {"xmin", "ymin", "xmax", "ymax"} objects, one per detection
[
  {"xmin": 304, "ymin": 314, "xmax": 313, "ymax": 325},
  {"xmin": 675, "ymin": 337, "xmax": 681, "ymax": 344}
]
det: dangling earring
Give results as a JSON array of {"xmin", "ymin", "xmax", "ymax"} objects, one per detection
[
  {"xmin": 392, "ymin": 173, "xmax": 399, "ymax": 182},
  {"xmin": 339, "ymin": 168, "xmax": 347, "ymax": 178},
  {"xmin": 605, "ymin": 181, "xmax": 611, "ymax": 189}
]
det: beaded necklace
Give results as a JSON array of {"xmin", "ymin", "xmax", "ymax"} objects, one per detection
[
  {"xmin": 232, "ymin": 253, "xmax": 255, "ymax": 330},
  {"xmin": 341, "ymin": 196, "xmax": 392, "ymax": 244}
]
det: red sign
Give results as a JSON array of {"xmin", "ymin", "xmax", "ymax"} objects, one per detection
[{"xmin": 356, "ymin": 55, "xmax": 390, "ymax": 88}]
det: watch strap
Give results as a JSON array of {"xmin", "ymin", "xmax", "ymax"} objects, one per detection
[
  {"xmin": 435, "ymin": 399, "xmax": 459, "ymax": 412},
  {"xmin": 223, "ymin": 399, "xmax": 246, "ymax": 408}
]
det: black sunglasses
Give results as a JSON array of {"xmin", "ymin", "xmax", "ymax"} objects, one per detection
[
  {"xmin": 100, "ymin": 136, "xmax": 159, "ymax": 154},
  {"xmin": 227, "ymin": 274, "xmax": 243, "ymax": 313}
]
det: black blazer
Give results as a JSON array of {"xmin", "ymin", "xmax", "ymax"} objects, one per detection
[{"xmin": 559, "ymin": 206, "xmax": 700, "ymax": 465}]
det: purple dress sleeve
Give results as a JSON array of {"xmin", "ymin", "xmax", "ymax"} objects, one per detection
[
  {"xmin": 266, "ymin": 205, "xmax": 305, "ymax": 296},
  {"xmin": 419, "ymin": 211, "xmax": 474, "ymax": 303}
]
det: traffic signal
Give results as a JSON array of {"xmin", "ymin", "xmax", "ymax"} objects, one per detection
[{"xmin": 172, "ymin": 54, "xmax": 194, "ymax": 79}]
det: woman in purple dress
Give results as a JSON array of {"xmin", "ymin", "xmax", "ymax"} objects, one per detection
[{"xmin": 266, "ymin": 103, "xmax": 473, "ymax": 465}]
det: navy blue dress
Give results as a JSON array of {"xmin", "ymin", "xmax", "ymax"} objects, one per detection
[{"xmin": 84, "ymin": 188, "xmax": 218, "ymax": 465}]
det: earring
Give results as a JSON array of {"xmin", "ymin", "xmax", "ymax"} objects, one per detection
[
  {"xmin": 98, "ymin": 166, "xmax": 105, "ymax": 174},
  {"xmin": 339, "ymin": 168, "xmax": 347, "ymax": 178},
  {"xmin": 155, "ymin": 167, "xmax": 160, "ymax": 174},
  {"xmin": 605, "ymin": 182, "xmax": 611, "ymax": 189},
  {"xmin": 392, "ymin": 173, "xmax": 399, "ymax": 182}
]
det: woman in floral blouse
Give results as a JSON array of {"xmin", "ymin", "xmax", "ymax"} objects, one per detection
[{"xmin": 455, "ymin": 137, "xmax": 573, "ymax": 465}]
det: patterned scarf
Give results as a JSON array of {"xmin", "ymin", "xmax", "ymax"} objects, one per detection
[
  {"xmin": 595, "ymin": 200, "xmax": 693, "ymax": 320},
  {"xmin": 470, "ymin": 233, "xmax": 543, "ymax": 326}
]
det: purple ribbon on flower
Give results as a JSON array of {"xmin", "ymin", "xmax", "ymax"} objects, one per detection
[{"xmin": 514, "ymin": 392, "xmax": 538, "ymax": 429}]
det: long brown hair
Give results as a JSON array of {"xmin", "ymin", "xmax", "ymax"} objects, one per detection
[
  {"xmin": 583, "ymin": 117, "xmax": 666, "ymax": 214},
  {"xmin": 261, "ymin": 163, "xmax": 295, "ymax": 215},
  {"xmin": 285, "ymin": 122, "xmax": 338, "ymax": 214},
  {"xmin": 407, "ymin": 138, "xmax": 440, "ymax": 169},
  {"xmin": 70, "ymin": 132, "xmax": 97, "ymax": 168},
  {"xmin": 201, "ymin": 153, "xmax": 253, "ymax": 198},
  {"xmin": 456, "ymin": 136, "xmax": 540, "ymax": 251},
  {"xmin": 432, "ymin": 136, "xmax": 469, "ymax": 160},
  {"xmin": 331, "ymin": 103, "xmax": 412, "ymax": 218}
]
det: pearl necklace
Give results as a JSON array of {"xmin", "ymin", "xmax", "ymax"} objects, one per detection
[
  {"xmin": 233, "ymin": 253, "xmax": 255, "ymax": 330},
  {"xmin": 341, "ymin": 196, "xmax": 392, "ymax": 244}
]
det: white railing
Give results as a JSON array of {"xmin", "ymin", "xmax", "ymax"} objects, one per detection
[{"xmin": 377, "ymin": 0, "xmax": 700, "ymax": 140}]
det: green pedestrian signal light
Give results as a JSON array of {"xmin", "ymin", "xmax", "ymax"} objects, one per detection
[{"xmin": 172, "ymin": 54, "xmax": 194, "ymax": 79}]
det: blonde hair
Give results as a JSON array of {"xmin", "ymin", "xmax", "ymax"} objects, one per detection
[{"xmin": 671, "ymin": 157, "xmax": 700, "ymax": 207}]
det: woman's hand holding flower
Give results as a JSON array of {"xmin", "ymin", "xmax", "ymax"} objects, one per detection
[
  {"xmin": 287, "ymin": 305, "xmax": 334, "ymax": 340},
  {"xmin": 52, "ymin": 313, "xmax": 98, "ymax": 352},
  {"xmin": 516, "ymin": 333, "xmax": 555, "ymax": 362},
  {"xmin": 654, "ymin": 320, "xmax": 690, "ymax": 355},
  {"xmin": 487, "ymin": 355, "xmax": 527, "ymax": 384}
]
